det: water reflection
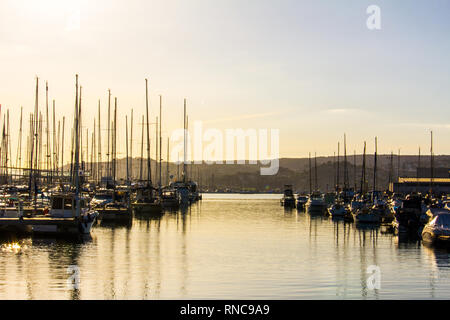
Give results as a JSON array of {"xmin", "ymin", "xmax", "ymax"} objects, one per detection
[{"xmin": 1, "ymin": 195, "xmax": 450, "ymax": 299}]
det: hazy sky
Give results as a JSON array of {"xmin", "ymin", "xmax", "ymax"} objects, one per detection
[{"xmin": 0, "ymin": 0, "xmax": 449, "ymax": 163}]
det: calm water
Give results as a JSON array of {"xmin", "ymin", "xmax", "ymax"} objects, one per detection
[{"xmin": 1, "ymin": 193, "xmax": 450, "ymax": 300}]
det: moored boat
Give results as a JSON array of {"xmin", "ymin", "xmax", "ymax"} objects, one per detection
[
  {"xmin": 280, "ymin": 185, "xmax": 296, "ymax": 209},
  {"xmin": 296, "ymin": 195, "xmax": 309, "ymax": 210},
  {"xmin": 422, "ymin": 209, "xmax": 450, "ymax": 246},
  {"xmin": 354, "ymin": 205, "xmax": 381, "ymax": 224},
  {"xmin": 306, "ymin": 191, "xmax": 327, "ymax": 214}
]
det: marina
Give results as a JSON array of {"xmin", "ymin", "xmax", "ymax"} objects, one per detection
[
  {"xmin": 0, "ymin": 1, "xmax": 449, "ymax": 305},
  {"xmin": 0, "ymin": 75, "xmax": 448, "ymax": 301}
]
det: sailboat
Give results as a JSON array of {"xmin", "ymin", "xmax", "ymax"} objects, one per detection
[
  {"xmin": 328, "ymin": 199, "xmax": 351, "ymax": 218},
  {"xmin": 354, "ymin": 138, "xmax": 381, "ymax": 224},
  {"xmin": 0, "ymin": 75, "xmax": 99, "ymax": 235},
  {"xmin": 305, "ymin": 153, "xmax": 326, "ymax": 214},
  {"xmin": 131, "ymin": 79, "xmax": 163, "ymax": 214}
]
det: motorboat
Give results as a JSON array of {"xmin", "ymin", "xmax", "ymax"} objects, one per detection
[
  {"xmin": 280, "ymin": 185, "xmax": 296, "ymax": 208},
  {"xmin": 296, "ymin": 195, "xmax": 309, "ymax": 210},
  {"xmin": 422, "ymin": 209, "xmax": 450, "ymax": 245}
]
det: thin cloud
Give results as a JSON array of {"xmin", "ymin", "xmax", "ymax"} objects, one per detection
[
  {"xmin": 323, "ymin": 108, "xmax": 368, "ymax": 114},
  {"xmin": 203, "ymin": 111, "xmax": 284, "ymax": 124},
  {"xmin": 397, "ymin": 122, "xmax": 450, "ymax": 129}
]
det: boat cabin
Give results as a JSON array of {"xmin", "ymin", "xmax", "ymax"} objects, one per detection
[
  {"xmin": 50, "ymin": 193, "xmax": 87, "ymax": 218},
  {"xmin": 283, "ymin": 185, "xmax": 294, "ymax": 197}
]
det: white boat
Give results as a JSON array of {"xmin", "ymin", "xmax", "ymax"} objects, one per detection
[{"xmin": 31, "ymin": 193, "xmax": 99, "ymax": 235}]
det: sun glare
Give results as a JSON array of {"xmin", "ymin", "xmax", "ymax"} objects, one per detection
[{"xmin": 1, "ymin": 242, "xmax": 23, "ymax": 253}]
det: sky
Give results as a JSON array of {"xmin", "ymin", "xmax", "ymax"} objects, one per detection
[{"xmin": 0, "ymin": 0, "xmax": 449, "ymax": 164}]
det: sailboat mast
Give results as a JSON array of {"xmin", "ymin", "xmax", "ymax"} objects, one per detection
[
  {"xmin": 113, "ymin": 97, "xmax": 117, "ymax": 186},
  {"xmin": 17, "ymin": 107, "xmax": 23, "ymax": 169},
  {"xmin": 30, "ymin": 77, "xmax": 39, "ymax": 203},
  {"xmin": 52, "ymin": 99, "xmax": 56, "ymax": 183},
  {"xmin": 353, "ymin": 150, "xmax": 356, "ymax": 191},
  {"xmin": 417, "ymin": 147, "xmax": 421, "ymax": 192},
  {"xmin": 373, "ymin": 137, "xmax": 377, "ymax": 193},
  {"xmin": 308, "ymin": 152, "xmax": 312, "ymax": 195},
  {"xmin": 155, "ymin": 116, "xmax": 158, "ymax": 186},
  {"xmin": 130, "ymin": 108, "xmax": 133, "ymax": 182},
  {"xmin": 140, "ymin": 114, "xmax": 144, "ymax": 181},
  {"xmin": 344, "ymin": 134, "xmax": 348, "ymax": 189},
  {"xmin": 145, "ymin": 79, "xmax": 152, "ymax": 186},
  {"xmin": 389, "ymin": 151, "xmax": 393, "ymax": 186},
  {"xmin": 361, "ymin": 142, "xmax": 366, "ymax": 194},
  {"xmin": 92, "ymin": 122, "xmax": 95, "ymax": 182},
  {"xmin": 126, "ymin": 115, "xmax": 129, "ymax": 185},
  {"xmin": 166, "ymin": 137, "xmax": 169, "ymax": 186},
  {"xmin": 74, "ymin": 75, "xmax": 80, "ymax": 217},
  {"xmin": 56, "ymin": 120, "xmax": 60, "ymax": 180},
  {"xmin": 61, "ymin": 117, "xmax": 65, "ymax": 180},
  {"xmin": 314, "ymin": 152, "xmax": 318, "ymax": 191},
  {"xmin": 45, "ymin": 81, "xmax": 50, "ymax": 183},
  {"xmin": 430, "ymin": 131, "xmax": 433, "ymax": 195},
  {"xmin": 159, "ymin": 96, "xmax": 162, "ymax": 188},
  {"xmin": 333, "ymin": 151, "xmax": 336, "ymax": 189},
  {"xmin": 107, "ymin": 89, "xmax": 111, "ymax": 179},
  {"xmin": 183, "ymin": 99, "xmax": 187, "ymax": 183},
  {"xmin": 98, "ymin": 100, "xmax": 102, "ymax": 183},
  {"xmin": 337, "ymin": 142, "xmax": 340, "ymax": 192}
]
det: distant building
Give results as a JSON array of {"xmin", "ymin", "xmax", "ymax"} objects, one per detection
[{"xmin": 390, "ymin": 177, "xmax": 450, "ymax": 195}]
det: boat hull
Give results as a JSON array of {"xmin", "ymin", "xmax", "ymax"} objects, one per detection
[
  {"xmin": 0, "ymin": 212, "xmax": 98, "ymax": 235},
  {"xmin": 132, "ymin": 202, "xmax": 163, "ymax": 214}
]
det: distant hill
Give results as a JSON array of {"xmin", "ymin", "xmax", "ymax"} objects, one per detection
[{"xmin": 75, "ymin": 154, "xmax": 450, "ymax": 192}]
